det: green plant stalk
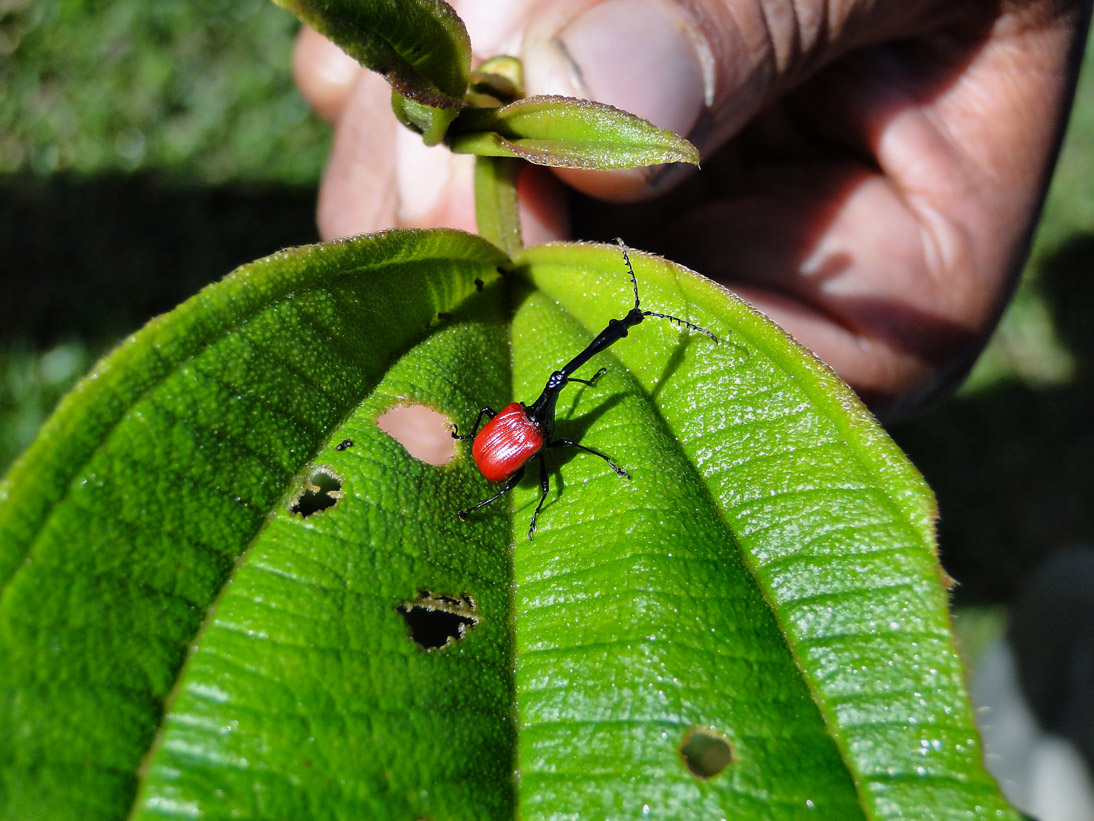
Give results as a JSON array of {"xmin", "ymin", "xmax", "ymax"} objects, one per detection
[{"xmin": 474, "ymin": 156, "xmax": 524, "ymax": 257}]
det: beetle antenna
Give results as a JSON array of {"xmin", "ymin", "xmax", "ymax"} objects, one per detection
[
  {"xmin": 614, "ymin": 237, "xmax": 719, "ymax": 344},
  {"xmin": 616, "ymin": 237, "xmax": 641, "ymax": 311},
  {"xmin": 643, "ymin": 311, "xmax": 718, "ymax": 342}
]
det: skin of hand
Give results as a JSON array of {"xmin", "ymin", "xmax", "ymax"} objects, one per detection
[{"xmin": 293, "ymin": 0, "xmax": 1092, "ymax": 421}]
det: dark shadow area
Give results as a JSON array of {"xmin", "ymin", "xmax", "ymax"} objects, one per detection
[
  {"xmin": 0, "ymin": 172, "xmax": 319, "ymax": 347},
  {"xmin": 891, "ymin": 233, "xmax": 1094, "ymax": 605},
  {"xmin": 649, "ymin": 331, "xmax": 714, "ymax": 404},
  {"xmin": 1008, "ymin": 546, "xmax": 1094, "ymax": 771},
  {"xmin": 550, "ymin": 392, "xmax": 627, "ymax": 463}
]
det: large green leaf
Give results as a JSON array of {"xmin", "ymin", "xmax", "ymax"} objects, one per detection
[
  {"xmin": 512, "ymin": 244, "xmax": 1016, "ymax": 818},
  {"xmin": 0, "ymin": 232, "xmax": 1016, "ymax": 819},
  {"xmin": 0, "ymin": 229, "xmax": 509, "ymax": 819}
]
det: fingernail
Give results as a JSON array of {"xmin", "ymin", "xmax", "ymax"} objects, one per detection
[{"xmin": 524, "ymin": 0, "xmax": 710, "ymax": 140}]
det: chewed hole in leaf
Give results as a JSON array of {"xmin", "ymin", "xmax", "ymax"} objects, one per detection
[
  {"xmin": 397, "ymin": 590, "xmax": 480, "ymax": 650},
  {"xmin": 679, "ymin": 727, "xmax": 734, "ymax": 779},
  {"xmin": 376, "ymin": 404, "xmax": 455, "ymax": 465},
  {"xmin": 289, "ymin": 466, "xmax": 343, "ymax": 518}
]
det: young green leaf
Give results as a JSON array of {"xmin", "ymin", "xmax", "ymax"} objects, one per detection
[
  {"xmin": 391, "ymin": 90, "xmax": 460, "ymax": 146},
  {"xmin": 271, "ymin": 0, "xmax": 471, "ymax": 111},
  {"xmin": 467, "ymin": 55, "xmax": 526, "ymax": 107},
  {"xmin": 449, "ymin": 95, "xmax": 701, "ymax": 169}
]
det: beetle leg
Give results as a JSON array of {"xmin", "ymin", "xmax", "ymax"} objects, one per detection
[
  {"xmin": 457, "ymin": 466, "xmax": 523, "ymax": 520},
  {"xmin": 451, "ymin": 406, "xmax": 497, "ymax": 440},
  {"xmin": 528, "ymin": 453, "xmax": 550, "ymax": 540},
  {"xmin": 547, "ymin": 438, "xmax": 630, "ymax": 479}
]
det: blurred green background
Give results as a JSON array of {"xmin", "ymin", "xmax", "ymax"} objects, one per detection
[
  {"xmin": 1, "ymin": 0, "xmax": 1091, "ymax": 608},
  {"xmin": 0, "ymin": 0, "xmax": 329, "ymax": 471}
]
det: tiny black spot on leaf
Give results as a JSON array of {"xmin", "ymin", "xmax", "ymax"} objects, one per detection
[
  {"xmin": 474, "ymin": 277, "xmax": 484, "ymax": 292},
  {"xmin": 680, "ymin": 727, "xmax": 734, "ymax": 779},
  {"xmin": 335, "ymin": 439, "xmax": 354, "ymax": 451},
  {"xmin": 397, "ymin": 590, "xmax": 480, "ymax": 650},
  {"xmin": 437, "ymin": 311, "xmax": 453, "ymax": 321}
]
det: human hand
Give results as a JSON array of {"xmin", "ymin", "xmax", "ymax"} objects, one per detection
[{"xmin": 293, "ymin": 0, "xmax": 1091, "ymax": 420}]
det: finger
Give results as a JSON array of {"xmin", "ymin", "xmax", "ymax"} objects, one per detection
[
  {"xmin": 394, "ymin": 133, "xmax": 479, "ymax": 234},
  {"xmin": 388, "ymin": 141, "xmax": 571, "ymax": 242},
  {"xmin": 517, "ymin": 0, "xmax": 998, "ymax": 203},
  {"xmin": 313, "ymin": 10, "xmax": 573, "ymax": 242},
  {"xmin": 671, "ymin": 165, "xmax": 975, "ymax": 416},
  {"xmin": 292, "ymin": 26, "xmax": 363, "ymax": 124},
  {"xmin": 403, "ymin": 0, "xmax": 572, "ymax": 240},
  {"xmin": 381, "ymin": 0, "xmax": 574, "ymax": 240},
  {"xmin": 315, "ymin": 70, "xmax": 398, "ymax": 239}
]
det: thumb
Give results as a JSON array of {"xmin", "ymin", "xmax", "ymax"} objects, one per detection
[{"xmin": 519, "ymin": 0, "xmax": 935, "ymax": 200}]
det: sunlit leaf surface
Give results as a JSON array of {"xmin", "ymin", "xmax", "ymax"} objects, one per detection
[{"xmin": 0, "ymin": 233, "xmax": 1016, "ymax": 819}]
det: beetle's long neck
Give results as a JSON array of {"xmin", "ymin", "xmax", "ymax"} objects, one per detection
[
  {"xmin": 525, "ymin": 383, "xmax": 560, "ymax": 435},
  {"xmin": 526, "ymin": 307, "xmax": 645, "ymax": 434},
  {"xmin": 559, "ymin": 308, "xmax": 644, "ymax": 379}
]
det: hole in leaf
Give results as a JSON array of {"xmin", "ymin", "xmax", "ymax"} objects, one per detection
[
  {"xmin": 679, "ymin": 727, "xmax": 734, "ymax": 779},
  {"xmin": 376, "ymin": 404, "xmax": 455, "ymax": 465},
  {"xmin": 397, "ymin": 591, "xmax": 480, "ymax": 650},
  {"xmin": 335, "ymin": 438, "xmax": 354, "ymax": 451},
  {"xmin": 289, "ymin": 466, "xmax": 343, "ymax": 517}
]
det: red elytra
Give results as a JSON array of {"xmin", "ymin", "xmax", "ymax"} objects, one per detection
[{"xmin": 471, "ymin": 403, "xmax": 544, "ymax": 483}]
